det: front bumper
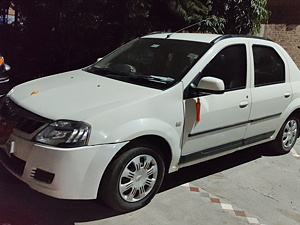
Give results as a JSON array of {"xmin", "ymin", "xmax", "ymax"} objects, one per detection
[{"xmin": 0, "ymin": 134, "xmax": 127, "ymax": 199}]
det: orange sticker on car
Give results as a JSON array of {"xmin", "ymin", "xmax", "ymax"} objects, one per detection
[{"xmin": 31, "ymin": 91, "xmax": 39, "ymax": 95}]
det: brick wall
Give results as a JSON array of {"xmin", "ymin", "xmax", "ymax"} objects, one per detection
[{"xmin": 262, "ymin": 24, "xmax": 300, "ymax": 69}]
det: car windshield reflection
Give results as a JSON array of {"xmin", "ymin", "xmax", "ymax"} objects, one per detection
[{"xmin": 84, "ymin": 38, "xmax": 211, "ymax": 89}]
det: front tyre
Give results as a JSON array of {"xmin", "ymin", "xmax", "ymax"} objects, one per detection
[
  {"xmin": 273, "ymin": 116, "xmax": 300, "ymax": 154},
  {"xmin": 98, "ymin": 145, "xmax": 165, "ymax": 212}
]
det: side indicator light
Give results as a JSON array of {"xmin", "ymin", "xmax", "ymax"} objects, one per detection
[{"xmin": 0, "ymin": 57, "xmax": 4, "ymax": 66}]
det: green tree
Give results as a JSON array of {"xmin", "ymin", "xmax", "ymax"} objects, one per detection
[
  {"xmin": 164, "ymin": 0, "xmax": 268, "ymax": 34},
  {"xmin": 204, "ymin": 0, "xmax": 268, "ymax": 34},
  {"xmin": 168, "ymin": 0, "xmax": 208, "ymax": 23},
  {"xmin": 3, "ymin": 0, "xmax": 268, "ymax": 85}
]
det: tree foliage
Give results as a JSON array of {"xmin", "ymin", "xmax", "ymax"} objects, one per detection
[
  {"xmin": 203, "ymin": 0, "xmax": 268, "ymax": 34},
  {"xmin": 167, "ymin": 0, "xmax": 268, "ymax": 34},
  {"xmin": 168, "ymin": 0, "xmax": 208, "ymax": 23},
  {"xmin": 0, "ymin": 0, "xmax": 268, "ymax": 84}
]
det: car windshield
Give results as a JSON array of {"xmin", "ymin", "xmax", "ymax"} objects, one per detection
[{"xmin": 84, "ymin": 38, "xmax": 212, "ymax": 90}]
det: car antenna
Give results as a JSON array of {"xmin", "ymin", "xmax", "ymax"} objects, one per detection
[{"xmin": 166, "ymin": 22, "xmax": 201, "ymax": 39}]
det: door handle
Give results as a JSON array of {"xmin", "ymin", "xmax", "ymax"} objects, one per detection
[
  {"xmin": 239, "ymin": 101, "xmax": 249, "ymax": 108},
  {"xmin": 284, "ymin": 92, "xmax": 291, "ymax": 98}
]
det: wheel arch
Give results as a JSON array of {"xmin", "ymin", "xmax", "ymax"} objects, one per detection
[
  {"xmin": 290, "ymin": 108, "xmax": 300, "ymax": 118},
  {"xmin": 98, "ymin": 135, "xmax": 173, "ymax": 195},
  {"xmin": 284, "ymin": 108, "xmax": 300, "ymax": 137},
  {"xmin": 277, "ymin": 101, "xmax": 300, "ymax": 139},
  {"xmin": 97, "ymin": 135, "xmax": 173, "ymax": 212},
  {"xmin": 109, "ymin": 135, "xmax": 173, "ymax": 174},
  {"xmin": 271, "ymin": 110, "xmax": 300, "ymax": 154}
]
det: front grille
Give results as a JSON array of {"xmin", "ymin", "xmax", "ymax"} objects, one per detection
[{"xmin": 0, "ymin": 97, "xmax": 51, "ymax": 134}]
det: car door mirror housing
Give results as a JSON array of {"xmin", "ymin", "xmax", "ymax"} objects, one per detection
[
  {"xmin": 197, "ymin": 76, "xmax": 225, "ymax": 94},
  {"xmin": 4, "ymin": 64, "xmax": 11, "ymax": 72},
  {"xmin": 0, "ymin": 64, "xmax": 10, "ymax": 74},
  {"xmin": 0, "ymin": 56, "xmax": 11, "ymax": 73}
]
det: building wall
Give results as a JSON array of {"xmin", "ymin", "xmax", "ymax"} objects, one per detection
[
  {"xmin": 266, "ymin": 0, "xmax": 300, "ymax": 24},
  {"xmin": 262, "ymin": 24, "xmax": 300, "ymax": 69}
]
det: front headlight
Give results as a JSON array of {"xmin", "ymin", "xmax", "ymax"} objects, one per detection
[{"xmin": 34, "ymin": 120, "xmax": 91, "ymax": 147}]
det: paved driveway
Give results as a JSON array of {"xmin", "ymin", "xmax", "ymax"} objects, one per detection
[{"xmin": 1, "ymin": 141, "xmax": 300, "ymax": 225}]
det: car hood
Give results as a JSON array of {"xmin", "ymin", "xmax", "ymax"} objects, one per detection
[{"xmin": 8, "ymin": 70, "xmax": 161, "ymax": 121}]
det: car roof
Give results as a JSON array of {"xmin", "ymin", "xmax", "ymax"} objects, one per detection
[
  {"xmin": 143, "ymin": 32, "xmax": 221, "ymax": 43},
  {"xmin": 142, "ymin": 32, "xmax": 271, "ymax": 44}
]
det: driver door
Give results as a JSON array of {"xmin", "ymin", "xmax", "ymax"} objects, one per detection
[{"xmin": 181, "ymin": 44, "xmax": 251, "ymax": 164}]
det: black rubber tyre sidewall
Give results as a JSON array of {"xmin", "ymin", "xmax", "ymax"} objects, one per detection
[
  {"xmin": 99, "ymin": 146, "xmax": 165, "ymax": 213},
  {"xmin": 273, "ymin": 116, "xmax": 300, "ymax": 154}
]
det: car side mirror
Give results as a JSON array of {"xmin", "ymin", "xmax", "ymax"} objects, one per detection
[
  {"xmin": 4, "ymin": 64, "xmax": 11, "ymax": 72},
  {"xmin": 0, "ymin": 56, "xmax": 11, "ymax": 73},
  {"xmin": 197, "ymin": 76, "xmax": 225, "ymax": 94}
]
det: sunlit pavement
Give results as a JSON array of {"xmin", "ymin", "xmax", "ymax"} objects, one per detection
[{"xmin": 1, "ymin": 141, "xmax": 300, "ymax": 225}]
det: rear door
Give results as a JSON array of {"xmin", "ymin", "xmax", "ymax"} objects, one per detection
[{"xmin": 244, "ymin": 41, "xmax": 292, "ymax": 143}]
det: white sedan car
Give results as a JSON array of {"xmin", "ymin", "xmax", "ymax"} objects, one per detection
[{"xmin": 1, "ymin": 33, "xmax": 300, "ymax": 212}]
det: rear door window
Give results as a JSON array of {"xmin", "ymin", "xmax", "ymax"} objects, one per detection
[{"xmin": 252, "ymin": 45, "xmax": 285, "ymax": 87}]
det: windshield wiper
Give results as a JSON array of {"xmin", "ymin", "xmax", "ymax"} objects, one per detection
[
  {"xmin": 115, "ymin": 74, "xmax": 175, "ymax": 84},
  {"xmin": 84, "ymin": 67, "xmax": 130, "ymax": 76},
  {"xmin": 108, "ymin": 74, "xmax": 174, "ymax": 84},
  {"xmin": 145, "ymin": 75, "xmax": 174, "ymax": 83},
  {"xmin": 84, "ymin": 67, "xmax": 174, "ymax": 84}
]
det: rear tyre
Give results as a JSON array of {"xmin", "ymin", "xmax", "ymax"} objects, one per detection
[
  {"xmin": 272, "ymin": 116, "xmax": 299, "ymax": 154},
  {"xmin": 98, "ymin": 144, "xmax": 165, "ymax": 213}
]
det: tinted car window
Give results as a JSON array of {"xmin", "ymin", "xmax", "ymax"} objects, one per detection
[
  {"xmin": 253, "ymin": 45, "xmax": 285, "ymax": 87},
  {"xmin": 201, "ymin": 44, "xmax": 247, "ymax": 91}
]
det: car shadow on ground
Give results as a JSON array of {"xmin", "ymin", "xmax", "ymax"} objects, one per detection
[
  {"xmin": 0, "ymin": 144, "xmax": 283, "ymax": 225},
  {"xmin": 160, "ymin": 143, "xmax": 283, "ymax": 192}
]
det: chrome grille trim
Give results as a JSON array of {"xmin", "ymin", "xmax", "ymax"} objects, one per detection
[{"xmin": 0, "ymin": 97, "xmax": 51, "ymax": 134}]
